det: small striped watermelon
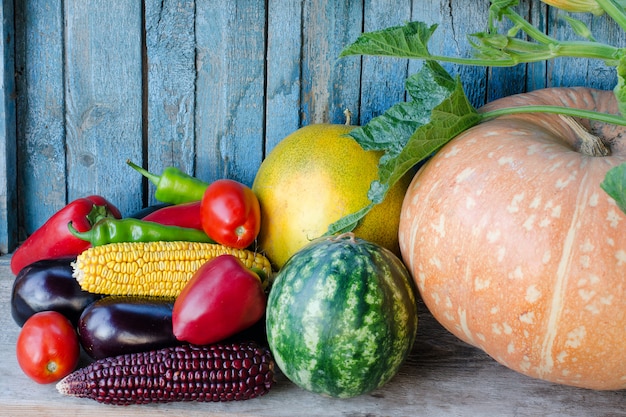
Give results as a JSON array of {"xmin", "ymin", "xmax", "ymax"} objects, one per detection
[{"xmin": 265, "ymin": 232, "xmax": 418, "ymax": 398}]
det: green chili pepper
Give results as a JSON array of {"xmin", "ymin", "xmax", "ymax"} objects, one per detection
[
  {"xmin": 126, "ymin": 160, "xmax": 209, "ymax": 204},
  {"xmin": 68, "ymin": 217, "xmax": 215, "ymax": 246}
]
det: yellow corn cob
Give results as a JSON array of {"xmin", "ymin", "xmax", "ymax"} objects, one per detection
[{"xmin": 72, "ymin": 241, "xmax": 273, "ymax": 297}]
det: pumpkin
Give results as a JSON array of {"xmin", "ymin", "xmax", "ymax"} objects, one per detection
[{"xmin": 399, "ymin": 87, "xmax": 626, "ymax": 390}]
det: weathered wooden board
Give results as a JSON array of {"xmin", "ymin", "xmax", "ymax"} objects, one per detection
[
  {"xmin": 300, "ymin": 1, "xmax": 363, "ymax": 126},
  {"xmin": 265, "ymin": 0, "xmax": 303, "ymax": 152},
  {"xmin": 144, "ymin": 0, "xmax": 196, "ymax": 206},
  {"xmin": 549, "ymin": 7, "xmax": 623, "ymax": 90},
  {"xmin": 63, "ymin": 0, "xmax": 144, "ymax": 215},
  {"xmin": 359, "ymin": 0, "xmax": 412, "ymax": 124},
  {"xmin": 410, "ymin": 0, "xmax": 492, "ymax": 107},
  {"xmin": 0, "ymin": 0, "xmax": 16, "ymax": 255},
  {"xmin": 1, "ymin": 255, "xmax": 625, "ymax": 416},
  {"xmin": 3, "ymin": 0, "xmax": 626, "ymax": 250},
  {"xmin": 195, "ymin": 1, "xmax": 267, "ymax": 188},
  {"xmin": 14, "ymin": 0, "xmax": 66, "ymax": 240}
]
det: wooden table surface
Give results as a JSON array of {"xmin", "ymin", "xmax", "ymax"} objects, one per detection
[{"xmin": 1, "ymin": 254, "xmax": 624, "ymax": 417}]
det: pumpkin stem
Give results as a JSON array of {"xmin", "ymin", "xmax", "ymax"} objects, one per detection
[{"xmin": 558, "ymin": 114, "xmax": 611, "ymax": 157}]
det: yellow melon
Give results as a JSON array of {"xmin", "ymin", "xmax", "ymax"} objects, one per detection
[{"xmin": 252, "ymin": 123, "xmax": 411, "ymax": 268}]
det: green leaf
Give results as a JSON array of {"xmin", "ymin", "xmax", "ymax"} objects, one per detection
[
  {"xmin": 350, "ymin": 61, "xmax": 458, "ymax": 157},
  {"xmin": 339, "ymin": 21, "xmax": 438, "ymax": 60},
  {"xmin": 373, "ymin": 76, "xmax": 482, "ymax": 201},
  {"xmin": 325, "ymin": 61, "xmax": 483, "ymax": 235},
  {"xmin": 601, "ymin": 163, "xmax": 626, "ymax": 214}
]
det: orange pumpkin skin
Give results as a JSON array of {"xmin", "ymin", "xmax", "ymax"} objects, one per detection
[{"xmin": 399, "ymin": 87, "xmax": 626, "ymax": 390}]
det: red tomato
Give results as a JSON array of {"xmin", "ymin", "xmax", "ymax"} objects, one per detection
[
  {"xmin": 200, "ymin": 179, "xmax": 261, "ymax": 249},
  {"xmin": 16, "ymin": 311, "xmax": 80, "ymax": 384}
]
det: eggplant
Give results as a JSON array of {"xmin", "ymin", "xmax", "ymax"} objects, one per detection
[
  {"xmin": 78, "ymin": 296, "xmax": 180, "ymax": 359},
  {"xmin": 11, "ymin": 257, "xmax": 102, "ymax": 327}
]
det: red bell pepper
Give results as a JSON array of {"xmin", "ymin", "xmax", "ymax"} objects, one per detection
[
  {"xmin": 141, "ymin": 201, "xmax": 203, "ymax": 231},
  {"xmin": 10, "ymin": 196, "xmax": 122, "ymax": 275},
  {"xmin": 172, "ymin": 254, "xmax": 267, "ymax": 345}
]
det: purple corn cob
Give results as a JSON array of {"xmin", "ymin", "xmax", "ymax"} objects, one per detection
[{"xmin": 56, "ymin": 342, "xmax": 275, "ymax": 405}]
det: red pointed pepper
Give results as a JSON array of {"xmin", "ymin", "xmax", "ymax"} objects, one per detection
[
  {"xmin": 10, "ymin": 196, "xmax": 122, "ymax": 275},
  {"xmin": 172, "ymin": 254, "xmax": 267, "ymax": 345},
  {"xmin": 141, "ymin": 201, "xmax": 203, "ymax": 231}
]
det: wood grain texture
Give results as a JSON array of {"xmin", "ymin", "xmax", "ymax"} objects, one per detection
[
  {"xmin": 144, "ymin": 0, "xmax": 196, "ymax": 206},
  {"xmin": 486, "ymin": 0, "xmax": 537, "ymax": 102},
  {"xmin": 522, "ymin": 0, "xmax": 549, "ymax": 93},
  {"xmin": 0, "ymin": 255, "xmax": 624, "ymax": 416},
  {"xmin": 0, "ymin": 0, "xmax": 16, "ymax": 253},
  {"xmin": 265, "ymin": 0, "xmax": 303, "ymax": 153},
  {"xmin": 63, "ymin": 0, "xmax": 143, "ymax": 216},
  {"xmin": 548, "ymin": 8, "xmax": 621, "ymax": 90},
  {"xmin": 410, "ymin": 0, "xmax": 492, "ymax": 108},
  {"xmin": 14, "ymin": 0, "xmax": 65, "ymax": 237},
  {"xmin": 300, "ymin": 0, "xmax": 363, "ymax": 125},
  {"xmin": 195, "ymin": 1, "xmax": 267, "ymax": 187},
  {"xmin": 358, "ymin": 0, "xmax": 411, "ymax": 125}
]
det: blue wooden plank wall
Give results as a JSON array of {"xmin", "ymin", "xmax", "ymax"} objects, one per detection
[
  {"xmin": 0, "ymin": 0, "xmax": 624, "ymax": 254},
  {"xmin": 0, "ymin": 0, "xmax": 16, "ymax": 255}
]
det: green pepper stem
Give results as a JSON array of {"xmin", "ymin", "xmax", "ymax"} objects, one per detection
[
  {"xmin": 67, "ymin": 221, "xmax": 93, "ymax": 242},
  {"xmin": 126, "ymin": 159, "xmax": 161, "ymax": 187},
  {"xmin": 86, "ymin": 203, "xmax": 115, "ymax": 226}
]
